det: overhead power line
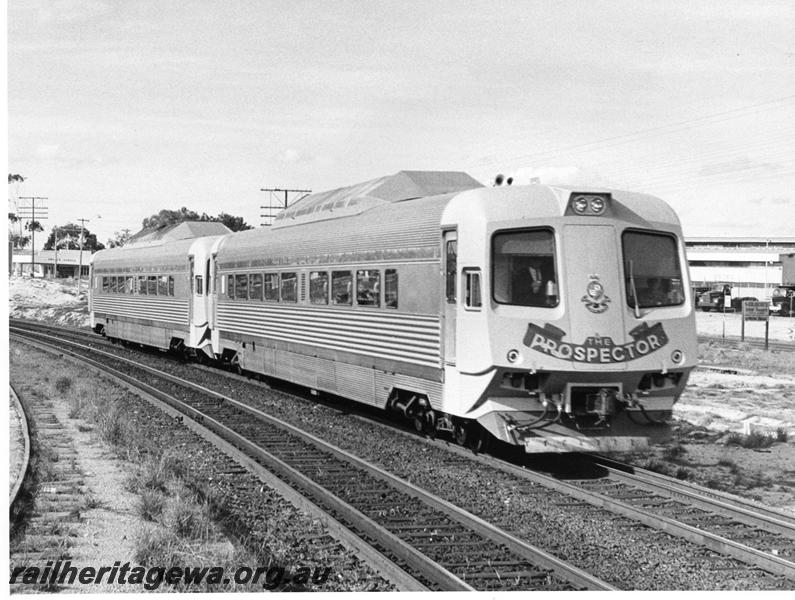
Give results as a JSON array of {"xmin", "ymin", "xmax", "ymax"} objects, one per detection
[{"xmin": 470, "ymin": 93, "xmax": 795, "ymax": 170}]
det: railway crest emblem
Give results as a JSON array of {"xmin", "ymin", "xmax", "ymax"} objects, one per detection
[{"xmin": 581, "ymin": 275, "xmax": 611, "ymax": 313}]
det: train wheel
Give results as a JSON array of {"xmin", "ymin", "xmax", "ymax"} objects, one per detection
[
  {"xmin": 413, "ymin": 414, "xmax": 425, "ymax": 433},
  {"xmin": 453, "ymin": 420, "xmax": 468, "ymax": 446},
  {"xmin": 468, "ymin": 426, "xmax": 491, "ymax": 453}
]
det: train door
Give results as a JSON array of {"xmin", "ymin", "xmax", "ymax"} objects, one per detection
[
  {"xmin": 208, "ymin": 254, "xmax": 217, "ymax": 330},
  {"xmin": 562, "ymin": 224, "xmax": 627, "ymax": 371},
  {"xmin": 443, "ymin": 230, "xmax": 457, "ymax": 366},
  {"xmin": 188, "ymin": 257, "xmax": 195, "ymax": 325},
  {"xmin": 188, "ymin": 239, "xmax": 214, "ymax": 354}
]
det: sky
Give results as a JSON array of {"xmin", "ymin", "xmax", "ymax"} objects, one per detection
[{"xmin": 7, "ymin": 0, "xmax": 795, "ymax": 247}]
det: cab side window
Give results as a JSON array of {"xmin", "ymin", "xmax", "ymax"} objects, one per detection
[{"xmin": 464, "ymin": 269, "xmax": 482, "ymax": 309}]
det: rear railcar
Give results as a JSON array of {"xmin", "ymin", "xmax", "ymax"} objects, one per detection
[{"xmin": 90, "ymin": 236, "xmax": 221, "ymax": 352}]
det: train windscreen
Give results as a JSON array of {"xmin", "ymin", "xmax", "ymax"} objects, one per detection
[
  {"xmin": 622, "ymin": 231, "xmax": 685, "ymax": 308},
  {"xmin": 492, "ymin": 229, "xmax": 558, "ymax": 307}
]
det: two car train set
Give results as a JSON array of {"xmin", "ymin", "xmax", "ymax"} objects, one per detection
[{"xmin": 90, "ymin": 170, "xmax": 698, "ymax": 453}]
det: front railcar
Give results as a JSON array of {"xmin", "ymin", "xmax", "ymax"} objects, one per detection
[{"xmin": 442, "ymin": 185, "xmax": 698, "ymax": 453}]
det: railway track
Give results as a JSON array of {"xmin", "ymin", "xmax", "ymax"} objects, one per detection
[
  {"xmin": 10, "ymin": 325, "xmax": 610, "ymax": 591},
  {"xmin": 9, "ymin": 385, "xmax": 31, "ymax": 510},
  {"xmin": 11, "ymin": 319, "xmax": 795, "ymax": 589},
  {"xmin": 351, "ymin": 411, "xmax": 795, "ymax": 581}
]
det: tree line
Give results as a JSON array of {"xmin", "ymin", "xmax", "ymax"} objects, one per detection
[{"xmin": 9, "ymin": 174, "xmax": 252, "ymax": 250}]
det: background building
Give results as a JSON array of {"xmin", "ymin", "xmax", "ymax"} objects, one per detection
[
  {"xmin": 10, "ymin": 249, "xmax": 92, "ymax": 279},
  {"xmin": 685, "ymin": 237, "xmax": 795, "ymax": 299}
]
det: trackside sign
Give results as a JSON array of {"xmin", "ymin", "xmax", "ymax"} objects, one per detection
[{"xmin": 523, "ymin": 322, "xmax": 669, "ymax": 364}]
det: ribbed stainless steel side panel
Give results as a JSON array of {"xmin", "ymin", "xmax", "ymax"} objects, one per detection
[
  {"xmin": 216, "ymin": 303, "xmax": 440, "ymax": 368},
  {"xmin": 335, "ymin": 362, "xmax": 376, "ymax": 405},
  {"xmin": 92, "ymin": 296, "xmax": 189, "ymax": 326},
  {"xmin": 374, "ymin": 371, "xmax": 444, "ymax": 410}
]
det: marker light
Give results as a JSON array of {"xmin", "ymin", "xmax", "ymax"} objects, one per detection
[
  {"xmin": 567, "ymin": 193, "xmax": 612, "ymax": 216},
  {"xmin": 590, "ymin": 196, "xmax": 605, "ymax": 214}
]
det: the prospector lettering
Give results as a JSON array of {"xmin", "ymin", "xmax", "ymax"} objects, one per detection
[{"xmin": 523, "ymin": 322, "xmax": 669, "ymax": 364}]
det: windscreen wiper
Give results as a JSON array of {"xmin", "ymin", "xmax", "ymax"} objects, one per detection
[{"xmin": 628, "ymin": 260, "xmax": 641, "ymax": 319}]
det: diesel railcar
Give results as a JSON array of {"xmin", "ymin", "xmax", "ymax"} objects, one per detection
[
  {"xmin": 90, "ymin": 223, "xmax": 228, "ymax": 354},
  {"xmin": 90, "ymin": 170, "xmax": 698, "ymax": 453}
]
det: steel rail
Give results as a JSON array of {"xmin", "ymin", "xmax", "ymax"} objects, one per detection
[
  {"xmin": 366, "ymin": 419, "xmax": 795, "ymax": 580},
  {"xmin": 587, "ymin": 455, "xmax": 795, "ymax": 537},
  {"xmin": 9, "ymin": 385, "xmax": 31, "ymax": 510},
  {"xmin": 10, "ymin": 327, "xmax": 613, "ymax": 591}
]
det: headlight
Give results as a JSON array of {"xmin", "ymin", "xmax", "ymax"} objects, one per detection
[{"xmin": 573, "ymin": 196, "xmax": 588, "ymax": 213}]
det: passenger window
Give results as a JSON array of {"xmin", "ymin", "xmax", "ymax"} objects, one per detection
[
  {"xmin": 310, "ymin": 271, "xmax": 329, "ymax": 305},
  {"xmin": 357, "ymin": 270, "xmax": 380, "ymax": 307},
  {"xmin": 195, "ymin": 275, "xmax": 204, "ymax": 296},
  {"xmin": 235, "ymin": 274, "xmax": 248, "ymax": 299},
  {"xmin": 250, "ymin": 273, "xmax": 263, "ymax": 301},
  {"xmin": 385, "ymin": 269, "xmax": 398, "ymax": 309},
  {"xmin": 147, "ymin": 276, "xmax": 158, "ymax": 296},
  {"xmin": 157, "ymin": 276, "xmax": 169, "ymax": 296},
  {"xmin": 446, "ymin": 240, "xmax": 457, "ymax": 302},
  {"xmin": 332, "ymin": 271, "xmax": 352, "ymax": 305},
  {"xmin": 168, "ymin": 276, "xmax": 175, "ymax": 296},
  {"xmin": 464, "ymin": 269, "xmax": 482, "ymax": 309},
  {"xmin": 138, "ymin": 276, "xmax": 147, "ymax": 295},
  {"xmin": 281, "ymin": 272, "xmax": 297, "ymax": 302},
  {"xmin": 264, "ymin": 273, "xmax": 279, "ymax": 301},
  {"xmin": 226, "ymin": 274, "xmax": 235, "ymax": 298}
]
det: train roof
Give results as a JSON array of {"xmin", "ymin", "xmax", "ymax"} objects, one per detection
[
  {"xmin": 92, "ymin": 233, "xmax": 227, "ymax": 273},
  {"xmin": 218, "ymin": 192, "xmax": 455, "ymax": 269},
  {"xmin": 127, "ymin": 221, "xmax": 231, "ymax": 245},
  {"xmin": 272, "ymin": 170, "xmax": 483, "ymax": 228},
  {"xmin": 217, "ymin": 178, "xmax": 683, "ymax": 270}
]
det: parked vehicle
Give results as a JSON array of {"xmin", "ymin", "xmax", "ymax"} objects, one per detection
[{"xmin": 770, "ymin": 286, "xmax": 795, "ymax": 317}]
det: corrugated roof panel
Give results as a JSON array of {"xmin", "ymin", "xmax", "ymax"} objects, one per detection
[
  {"xmin": 218, "ymin": 194, "xmax": 452, "ymax": 269},
  {"xmin": 272, "ymin": 170, "xmax": 482, "ymax": 228}
]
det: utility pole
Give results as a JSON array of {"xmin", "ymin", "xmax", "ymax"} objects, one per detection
[
  {"xmin": 54, "ymin": 226, "xmax": 59, "ymax": 280},
  {"xmin": 18, "ymin": 196, "xmax": 48, "ymax": 277},
  {"xmin": 260, "ymin": 187, "xmax": 311, "ymax": 226},
  {"xmin": 76, "ymin": 218, "xmax": 90, "ymax": 295}
]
